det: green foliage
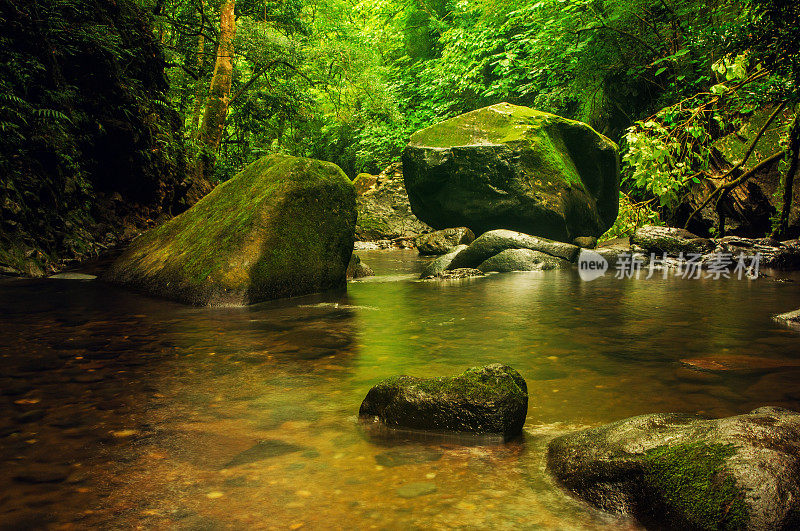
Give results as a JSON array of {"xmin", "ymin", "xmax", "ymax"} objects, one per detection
[
  {"xmin": 600, "ymin": 193, "xmax": 664, "ymax": 241},
  {"xmin": 643, "ymin": 442, "xmax": 748, "ymax": 530}
]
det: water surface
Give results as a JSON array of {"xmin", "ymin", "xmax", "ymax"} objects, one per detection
[{"xmin": 1, "ymin": 250, "xmax": 799, "ymax": 529}]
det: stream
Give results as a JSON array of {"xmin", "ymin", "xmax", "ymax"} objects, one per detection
[{"xmin": 1, "ymin": 249, "xmax": 799, "ymax": 529}]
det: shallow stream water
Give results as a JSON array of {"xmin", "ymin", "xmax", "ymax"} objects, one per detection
[{"xmin": 1, "ymin": 250, "xmax": 799, "ymax": 529}]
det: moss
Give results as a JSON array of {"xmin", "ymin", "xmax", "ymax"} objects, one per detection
[
  {"xmin": 404, "ymin": 365, "xmax": 526, "ymax": 401},
  {"xmin": 643, "ymin": 442, "xmax": 748, "ymax": 530},
  {"xmin": 105, "ymin": 154, "xmax": 356, "ymax": 305}
]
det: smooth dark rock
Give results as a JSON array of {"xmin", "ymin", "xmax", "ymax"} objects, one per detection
[
  {"xmin": 547, "ymin": 407, "xmax": 800, "ymax": 530},
  {"xmin": 359, "ymin": 363, "xmax": 528, "ymax": 438},
  {"xmin": 477, "ymin": 248, "xmax": 572, "ymax": 272},
  {"xmin": 403, "ymin": 103, "xmax": 620, "ymax": 241},
  {"xmin": 14, "ymin": 466, "xmax": 71, "ymax": 484},
  {"xmin": 630, "ymin": 225, "xmax": 713, "ymax": 255},
  {"xmin": 448, "ymin": 230, "xmax": 580, "ymax": 270},
  {"xmin": 415, "ymin": 227, "xmax": 475, "ymax": 255}
]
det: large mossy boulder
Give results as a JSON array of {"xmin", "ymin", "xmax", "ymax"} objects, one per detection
[
  {"xmin": 547, "ymin": 407, "xmax": 800, "ymax": 530},
  {"xmin": 104, "ymin": 154, "xmax": 356, "ymax": 306},
  {"xmin": 359, "ymin": 364, "xmax": 528, "ymax": 439},
  {"xmin": 402, "ymin": 103, "xmax": 620, "ymax": 241}
]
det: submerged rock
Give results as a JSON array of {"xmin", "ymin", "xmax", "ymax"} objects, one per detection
[
  {"xmin": 359, "ymin": 363, "xmax": 528, "ymax": 438},
  {"xmin": 415, "ymin": 227, "xmax": 475, "ymax": 255},
  {"xmin": 346, "ymin": 253, "xmax": 374, "ymax": 279},
  {"xmin": 104, "ymin": 154, "xmax": 356, "ymax": 306},
  {"xmin": 477, "ymin": 248, "xmax": 571, "ymax": 273},
  {"xmin": 547, "ymin": 407, "xmax": 800, "ymax": 530},
  {"xmin": 421, "ymin": 267, "xmax": 484, "ymax": 280},
  {"xmin": 448, "ymin": 229, "xmax": 580, "ymax": 270},
  {"xmin": 402, "ymin": 102, "xmax": 620, "ymax": 241}
]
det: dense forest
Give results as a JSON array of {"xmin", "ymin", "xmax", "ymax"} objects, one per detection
[
  {"xmin": 1, "ymin": 0, "xmax": 799, "ymax": 274},
  {"xmin": 148, "ymin": 0, "xmax": 799, "ymax": 236}
]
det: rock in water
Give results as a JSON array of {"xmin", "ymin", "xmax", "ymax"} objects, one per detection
[
  {"xmin": 630, "ymin": 225, "xmax": 713, "ymax": 255},
  {"xmin": 477, "ymin": 248, "xmax": 571, "ymax": 272},
  {"xmin": 104, "ymin": 155, "xmax": 356, "ymax": 306},
  {"xmin": 448, "ymin": 229, "xmax": 580, "ymax": 270},
  {"xmin": 346, "ymin": 253, "xmax": 374, "ymax": 279},
  {"xmin": 402, "ymin": 102, "xmax": 619, "ymax": 241},
  {"xmin": 775, "ymin": 308, "xmax": 800, "ymax": 330},
  {"xmin": 359, "ymin": 364, "xmax": 528, "ymax": 439},
  {"xmin": 547, "ymin": 407, "xmax": 800, "ymax": 530},
  {"xmin": 415, "ymin": 227, "xmax": 475, "ymax": 255},
  {"xmin": 419, "ymin": 245, "xmax": 469, "ymax": 278}
]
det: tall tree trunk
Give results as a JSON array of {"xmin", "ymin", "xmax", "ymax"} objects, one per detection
[
  {"xmin": 188, "ymin": 4, "xmax": 206, "ymax": 139},
  {"xmin": 198, "ymin": 0, "xmax": 235, "ymax": 178},
  {"xmin": 771, "ymin": 114, "xmax": 800, "ymax": 240}
]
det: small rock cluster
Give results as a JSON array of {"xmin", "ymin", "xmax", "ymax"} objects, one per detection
[{"xmin": 419, "ymin": 228, "xmax": 582, "ymax": 279}]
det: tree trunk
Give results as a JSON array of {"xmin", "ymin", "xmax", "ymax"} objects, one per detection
[
  {"xmin": 198, "ymin": 0, "xmax": 236, "ymax": 179},
  {"xmin": 188, "ymin": 4, "xmax": 206, "ymax": 139},
  {"xmin": 771, "ymin": 114, "xmax": 800, "ymax": 240}
]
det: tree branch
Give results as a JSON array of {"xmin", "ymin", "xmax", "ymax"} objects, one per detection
[{"xmin": 683, "ymin": 102, "xmax": 789, "ymax": 228}]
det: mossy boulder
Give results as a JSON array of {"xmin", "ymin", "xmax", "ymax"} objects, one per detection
[
  {"xmin": 546, "ymin": 407, "xmax": 800, "ymax": 530},
  {"xmin": 415, "ymin": 227, "xmax": 475, "ymax": 255},
  {"xmin": 104, "ymin": 154, "xmax": 356, "ymax": 306},
  {"xmin": 402, "ymin": 102, "xmax": 619, "ymax": 241},
  {"xmin": 359, "ymin": 364, "xmax": 528, "ymax": 439}
]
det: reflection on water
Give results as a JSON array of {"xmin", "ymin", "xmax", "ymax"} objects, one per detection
[{"xmin": 1, "ymin": 250, "xmax": 799, "ymax": 529}]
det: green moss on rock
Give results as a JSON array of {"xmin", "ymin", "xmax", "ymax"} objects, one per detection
[
  {"xmin": 103, "ymin": 154, "xmax": 356, "ymax": 306},
  {"xmin": 359, "ymin": 363, "xmax": 528, "ymax": 438},
  {"xmin": 643, "ymin": 443, "xmax": 748, "ymax": 530},
  {"xmin": 402, "ymin": 103, "xmax": 620, "ymax": 241}
]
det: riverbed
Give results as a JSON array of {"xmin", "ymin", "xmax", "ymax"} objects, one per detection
[{"xmin": 1, "ymin": 250, "xmax": 799, "ymax": 529}]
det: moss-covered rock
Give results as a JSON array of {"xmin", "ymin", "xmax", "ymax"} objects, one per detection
[
  {"xmin": 104, "ymin": 154, "xmax": 356, "ymax": 306},
  {"xmin": 402, "ymin": 102, "xmax": 620, "ymax": 241},
  {"xmin": 448, "ymin": 229, "xmax": 580, "ymax": 270},
  {"xmin": 415, "ymin": 227, "xmax": 475, "ymax": 255},
  {"xmin": 359, "ymin": 364, "xmax": 528, "ymax": 439},
  {"xmin": 546, "ymin": 407, "xmax": 800, "ymax": 530},
  {"xmin": 477, "ymin": 248, "xmax": 571, "ymax": 273}
]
